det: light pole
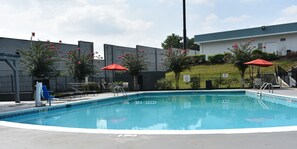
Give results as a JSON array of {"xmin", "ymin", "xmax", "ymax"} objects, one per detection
[
  {"xmin": 183, "ymin": 0, "xmax": 187, "ymax": 50},
  {"xmin": 30, "ymin": 32, "xmax": 35, "ymax": 49}
]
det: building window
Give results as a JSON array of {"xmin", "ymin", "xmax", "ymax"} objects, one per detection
[
  {"xmin": 280, "ymin": 38, "xmax": 286, "ymax": 41},
  {"xmin": 258, "ymin": 43, "xmax": 263, "ymax": 50}
]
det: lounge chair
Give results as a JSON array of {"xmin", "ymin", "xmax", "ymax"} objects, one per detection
[
  {"xmin": 42, "ymin": 85, "xmax": 56, "ymax": 106},
  {"xmin": 253, "ymin": 78, "xmax": 263, "ymax": 89}
]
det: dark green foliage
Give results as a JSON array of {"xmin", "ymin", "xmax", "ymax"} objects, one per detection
[
  {"xmin": 252, "ymin": 50, "xmax": 279, "ymax": 61},
  {"xmin": 190, "ymin": 55, "xmax": 206, "ymax": 64},
  {"xmin": 162, "ymin": 33, "xmax": 183, "ymax": 49},
  {"xmin": 156, "ymin": 78, "xmax": 173, "ymax": 90},
  {"xmin": 190, "ymin": 77, "xmax": 200, "ymax": 89},
  {"xmin": 208, "ymin": 54, "xmax": 225, "ymax": 64},
  {"xmin": 66, "ymin": 49, "xmax": 94, "ymax": 81},
  {"xmin": 187, "ymin": 38, "xmax": 200, "ymax": 50},
  {"xmin": 161, "ymin": 33, "xmax": 199, "ymax": 50},
  {"xmin": 222, "ymin": 77, "xmax": 239, "ymax": 88},
  {"xmin": 164, "ymin": 49, "xmax": 193, "ymax": 89},
  {"xmin": 266, "ymin": 53, "xmax": 279, "ymax": 60},
  {"xmin": 228, "ymin": 40, "xmax": 255, "ymax": 84},
  {"xmin": 223, "ymin": 52, "xmax": 233, "ymax": 63},
  {"xmin": 120, "ymin": 50, "xmax": 147, "ymax": 90},
  {"xmin": 212, "ymin": 75, "xmax": 224, "ymax": 88},
  {"xmin": 19, "ymin": 41, "xmax": 60, "ymax": 79},
  {"xmin": 120, "ymin": 51, "xmax": 147, "ymax": 76}
]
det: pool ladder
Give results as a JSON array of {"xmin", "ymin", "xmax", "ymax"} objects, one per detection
[
  {"xmin": 256, "ymin": 82, "xmax": 273, "ymax": 110},
  {"xmin": 256, "ymin": 94, "xmax": 269, "ymax": 110},
  {"xmin": 259, "ymin": 82, "xmax": 274, "ymax": 93},
  {"xmin": 114, "ymin": 86, "xmax": 127, "ymax": 96}
]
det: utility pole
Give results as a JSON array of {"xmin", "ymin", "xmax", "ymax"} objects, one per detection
[{"xmin": 183, "ymin": 0, "xmax": 187, "ymax": 50}]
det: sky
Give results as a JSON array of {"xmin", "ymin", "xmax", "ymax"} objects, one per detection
[{"xmin": 1, "ymin": 0, "xmax": 297, "ymax": 57}]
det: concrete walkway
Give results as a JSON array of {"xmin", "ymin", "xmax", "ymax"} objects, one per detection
[
  {"xmin": 1, "ymin": 125, "xmax": 297, "ymax": 149},
  {"xmin": 1, "ymin": 89, "xmax": 297, "ymax": 149}
]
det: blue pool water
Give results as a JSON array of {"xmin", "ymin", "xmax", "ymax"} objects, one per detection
[{"xmin": 1, "ymin": 91, "xmax": 297, "ymax": 130}]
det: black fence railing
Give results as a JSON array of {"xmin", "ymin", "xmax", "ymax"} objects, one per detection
[
  {"xmin": 276, "ymin": 65, "xmax": 290, "ymax": 86},
  {"xmin": 291, "ymin": 66, "xmax": 297, "ymax": 87},
  {"xmin": 0, "ymin": 75, "xmax": 106, "ymax": 93}
]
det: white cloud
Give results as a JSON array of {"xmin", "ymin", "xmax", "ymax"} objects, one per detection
[
  {"xmin": 240, "ymin": 0, "xmax": 263, "ymax": 3},
  {"xmin": 273, "ymin": 5, "xmax": 297, "ymax": 24},
  {"xmin": 223, "ymin": 15, "xmax": 251, "ymax": 23},
  {"xmin": 158, "ymin": 0, "xmax": 215, "ymax": 6},
  {"xmin": 282, "ymin": 5, "xmax": 297, "ymax": 15},
  {"xmin": 200, "ymin": 13, "xmax": 219, "ymax": 33},
  {"xmin": 0, "ymin": 0, "xmax": 155, "ymax": 56},
  {"xmin": 189, "ymin": 0, "xmax": 215, "ymax": 6}
]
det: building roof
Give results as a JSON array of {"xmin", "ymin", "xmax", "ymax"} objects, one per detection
[{"xmin": 194, "ymin": 22, "xmax": 297, "ymax": 44}]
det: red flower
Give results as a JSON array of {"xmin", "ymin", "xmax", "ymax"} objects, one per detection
[
  {"xmin": 77, "ymin": 48, "xmax": 80, "ymax": 51},
  {"xmin": 77, "ymin": 61, "xmax": 81, "ymax": 65},
  {"xmin": 232, "ymin": 43, "xmax": 238, "ymax": 49}
]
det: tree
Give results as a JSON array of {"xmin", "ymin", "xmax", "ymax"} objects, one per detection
[
  {"xmin": 19, "ymin": 41, "xmax": 60, "ymax": 79},
  {"xmin": 228, "ymin": 40, "xmax": 255, "ymax": 87},
  {"xmin": 161, "ymin": 33, "xmax": 199, "ymax": 50},
  {"xmin": 66, "ymin": 48, "xmax": 94, "ymax": 82},
  {"xmin": 162, "ymin": 33, "xmax": 183, "ymax": 49},
  {"xmin": 164, "ymin": 48, "xmax": 193, "ymax": 89},
  {"xmin": 187, "ymin": 38, "xmax": 200, "ymax": 51},
  {"xmin": 119, "ymin": 50, "xmax": 147, "ymax": 90}
]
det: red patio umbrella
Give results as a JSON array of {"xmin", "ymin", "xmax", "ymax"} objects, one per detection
[
  {"xmin": 244, "ymin": 59, "xmax": 273, "ymax": 67},
  {"xmin": 101, "ymin": 63, "xmax": 128, "ymax": 70},
  {"xmin": 244, "ymin": 59, "xmax": 273, "ymax": 81}
]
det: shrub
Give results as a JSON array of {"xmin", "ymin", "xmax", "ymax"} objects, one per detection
[
  {"xmin": 190, "ymin": 55, "xmax": 206, "ymax": 64},
  {"xmin": 252, "ymin": 50, "xmax": 279, "ymax": 61},
  {"xmin": 82, "ymin": 83, "xmax": 99, "ymax": 91},
  {"xmin": 156, "ymin": 78, "xmax": 173, "ymax": 90},
  {"xmin": 266, "ymin": 53, "xmax": 279, "ymax": 61},
  {"xmin": 222, "ymin": 77, "xmax": 238, "ymax": 88},
  {"xmin": 223, "ymin": 52, "xmax": 233, "ymax": 63},
  {"xmin": 190, "ymin": 77, "xmax": 200, "ymax": 89},
  {"xmin": 287, "ymin": 51, "xmax": 297, "ymax": 60},
  {"xmin": 208, "ymin": 54, "xmax": 225, "ymax": 64},
  {"xmin": 212, "ymin": 75, "xmax": 224, "ymax": 88}
]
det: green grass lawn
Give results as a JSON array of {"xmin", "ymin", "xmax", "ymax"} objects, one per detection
[{"xmin": 165, "ymin": 59, "xmax": 297, "ymax": 89}]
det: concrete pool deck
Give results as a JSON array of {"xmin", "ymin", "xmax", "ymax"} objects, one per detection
[{"xmin": 1, "ymin": 89, "xmax": 297, "ymax": 149}]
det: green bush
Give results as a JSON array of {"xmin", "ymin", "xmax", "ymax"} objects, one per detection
[
  {"xmin": 156, "ymin": 78, "xmax": 173, "ymax": 90},
  {"xmin": 212, "ymin": 75, "xmax": 224, "ymax": 88},
  {"xmin": 223, "ymin": 52, "xmax": 233, "ymax": 63},
  {"xmin": 266, "ymin": 53, "xmax": 279, "ymax": 60},
  {"xmin": 252, "ymin": 50, "xmax": 279, "ymax": 61},
  {"xmin": 208, "ymin": 54, "xmax": 225, "ymax": 64},
  {"xmin": 82, "ymin": 83, "xmax": 99, "ymax": 91},
  {"xmin": 222, "ymin": 77, "xmax": 239, "ymax": 88},
  {"xmin": 190, "ymin": 77, "xmax": 200, "ymax": 89},
  {"xmin": 190, "ymin": 55, "xmax": 206, "ymax": 64}
]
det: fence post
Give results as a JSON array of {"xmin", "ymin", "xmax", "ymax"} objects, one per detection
[
  {"xmin": 55, "ymin": 76, "xmax": 58, "ymax": 92},
  {"xmin": 11, "ymin": 75, "xmax": 14, "ymax": 92},
  {"xmin": 65, "ymin": 76, "xmax": 68, "ymax": 91}
]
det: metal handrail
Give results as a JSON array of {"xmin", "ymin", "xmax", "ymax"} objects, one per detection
[
  {"xmin": 114, "ymin": 86, "xmax": 127, "ymax": 96},
  {"xmin": 259, "ymin": 82, "xmax": 274, "ymax": 93}
]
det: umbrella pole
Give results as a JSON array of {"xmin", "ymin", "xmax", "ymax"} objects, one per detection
[
  {"xmin": 257, "ymin": 66, "xmax": 260, "ymax": 78},
  {"xmin": 252, "ymin": 66, "xmax": 254, "ymax": 86}
]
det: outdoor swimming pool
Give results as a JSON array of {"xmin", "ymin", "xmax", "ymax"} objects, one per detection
[{"xmin": 1, "ymin": 90, "xmax": 297, "ymax": 131}]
